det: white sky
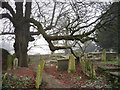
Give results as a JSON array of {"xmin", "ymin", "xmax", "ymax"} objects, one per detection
[
  {"xmin": 0, "ymin": 0, "xmax": 116, "ymax": 55},
  {"xmin": 0, "ymin": 0, "xmax": 65, "ymax": 55}
]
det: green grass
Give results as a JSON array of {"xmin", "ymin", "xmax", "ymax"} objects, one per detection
[
  {"xmin": 29, "ymin": 59, "xmax": 41, "ymax": 64},
  {"xmin": 100, "ymin": 61, "xmax": 119, "ymax": 66}
]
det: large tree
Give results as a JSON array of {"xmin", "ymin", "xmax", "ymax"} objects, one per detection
[
  {"xmin": 96, "ymin": 2, "xmax": 120, "ymax": 53},
  {"xmin": 0, "ymin": 0, "xmax": 116, "ymax": 66},
  {"xmin": 0, "ymin": 0, "xmax": 33, "ymax": 67}
]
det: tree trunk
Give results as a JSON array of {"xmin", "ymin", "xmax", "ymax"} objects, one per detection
[
  {"xmin": 14, "ymin": 23, "xmax": 29, "ymax": 67},
  {"xmin": 13, "ymin": 1, "xmax": 31, "ymax": 67}
]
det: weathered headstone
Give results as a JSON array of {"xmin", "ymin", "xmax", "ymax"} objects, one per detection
[
  {"xmin": 68, "ymin": 54, "xmax": 76, "ymax": 73},
  {"xmin": 35, "ymin": 65, "xmax": 41, "ymax": 88},
  {"xmin": 80, "ymin": 60, "xmax": 96, "ymax": 79},
  {"xmin": 2, "ymin": 73, "xmax": 7, "ymax": 84},
  {"xmin": 102, "ymin": 49, "xmax": 106, "ymax": 61},
  {"xmin": 35, "ymin": 60, "xmax": 45, "ymax": 88},
  {"xmin": 13, "ymin": 58, "xmax": 18, "ymax": 70},
  {"xmin": 1, "ymin": 48, "xmax": 10, "ymax": 70},
  {"xmin": 7, "ymin": 55, "xmax": 12, "ymax": 71},
  {"xmin": 89, "ymin": 61, "xmax": 96, "ymax": 79}
]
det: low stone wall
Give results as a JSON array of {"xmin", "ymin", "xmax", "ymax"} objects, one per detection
[
  {"xmin": 88, "ymin": 52, "xmax": 118, "ymax": 61},
  {"xmin": 106, "ymin": 53, "xmax": 118, "ymax": 61}
]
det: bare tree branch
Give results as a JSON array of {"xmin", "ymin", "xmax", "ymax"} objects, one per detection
[
  {"xmin": 0, "ymin": 13, "xmax": 13, "ymax": 21},
  {"xmin": 1, "ymin": 1, "xmax": 15, "ymax": 17}
]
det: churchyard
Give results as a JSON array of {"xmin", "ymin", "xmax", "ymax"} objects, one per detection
[
  {"xmin": 1, "ymin": 48, "xmax": 120, "ymax": 89},
  {"xmin": 0, "ymin": 1, "xmax": 120, "ymax": 89}
]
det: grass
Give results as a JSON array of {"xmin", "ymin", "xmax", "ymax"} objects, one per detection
[
  {"xmin": 29, "ymin": 59, "xmax": 41, "ymax": 64},
  {"xmin": 100, "ymin": 61, "xmax": 119, "ymax": 66}
]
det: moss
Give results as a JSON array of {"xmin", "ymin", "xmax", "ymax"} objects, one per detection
[
  {"xmin": 35, "ymin": 65, "xmax": 41, "ymax": 88},
  {"xmin": 101, "ymin": 49, "xmax": 106, "ymax": 61},
  {"xmin": 7, "ymin": 55, "xmax": 12, "ymax": 71},
  {"xmin": 100, "ymin": 61, "xmax": 119, "ymax": 66},
  {"xmin": 13, "ymin": 58, "xmax": 18, "ymax": 70},
  {"xmin": 2, "ymin": 73, "xmax": 7, "ymax": 84},
  {"xmin": 68, "ymin": 54, "xmax": 76, "ymax": 73},
  {"xmin": 35, "ymin": 60, "xmax": 45, "ymax": 89},
  {"xmin": 80, "ymin": 60, "xmax": 96, "ymax": 79}
]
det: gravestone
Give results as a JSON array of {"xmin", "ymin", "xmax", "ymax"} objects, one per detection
[
  {"xmin": 13, "ymin": 58, "xmax": 18, "ymax": 70},
  {"xmin": 7, "ymin": 55, "xmax": 12, "ymax": 71},
  {"xmin": 68, "ymin": 54, "xmax": 76, "ymax": 73},
  {"xmin": 102, "ymin": 49, "xmax": 106, "ymax": 61},
  {"xmin": 1, "ymin": 48, "xmax": 11, "ymax": 71},
  {"xmin": 2, "ymin": 73, "xmax": 7, "ymax": 84},
  {"xmin": 35, "ymin": 60, "xmax": 45, "ymax": 88},
  {"xmin": 80, "ymin": 60, "xmax": 96, "ymax": 79},
  {"xmin": 89, "ymin": 61, "xmax": 96, "ymax": 79}
]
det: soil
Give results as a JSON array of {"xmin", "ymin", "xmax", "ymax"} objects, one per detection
[
  {"xmin": 7, "ymin": 67, "xmax": 36, "ymax": 79},
  {"xmin": 2, "ymin": 61, "xmax": 115, "ymax": 89},
  {"xmin": 44, "ymin": 63, "xmax": 112, "ymax": 88},
  {"xmin": 45, "ymin": 64, "xmax": 87, "ymax": 87},
  {"xmin": 4, "ymin": 63, "xmax": 40, "ymax": 79},
  {"xmin": 3, "ymin": 62, "xmax": 67, "ymax": 88}
]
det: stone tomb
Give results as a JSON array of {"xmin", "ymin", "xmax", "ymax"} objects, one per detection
[
  {"xmin": 97, "ymin": 65, "xmax": 120, "ymax": 83},
  {"xmin": 57, "ymin": 58, "xmax": 69, "ymax": 71},
  {"xmin": 57, "ymin": 55, "xmax": 77, "ymax": 71}
]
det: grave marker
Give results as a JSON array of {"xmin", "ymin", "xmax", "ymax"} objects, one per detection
[
  {"xmin": 35, "ymin": 60, "xmax": 45, "ymax": 88},
  {"xmin": 13, "ymin": 58, "xmax": 18, "ymax": 70},
  {"xmin": 102, "ymin": 49, "xmax": 106, "ymax": 61},
  {"xmin": 80, "ymin": 60, "xmax": 96, "ymax": 79},
  {"xmin": 7, "ymin": 55, "xmax": 12, "ymax": 70},
  {"xmin": 68, "ymin": 54, "xmax": 76, "ymax": 73}
]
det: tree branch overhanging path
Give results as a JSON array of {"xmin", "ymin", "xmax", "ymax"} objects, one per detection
[
  {"xmin": 0, "ymin": 0, "xmax": 117, "ymax": 67},
  {"xmin": 26, "ymin": 1, "xmax": 115, "ymax": 55}
]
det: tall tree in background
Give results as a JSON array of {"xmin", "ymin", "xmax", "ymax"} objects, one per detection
[{"xmin": 96, "ymin": 2, "xmax": 120, "ymax": 52}]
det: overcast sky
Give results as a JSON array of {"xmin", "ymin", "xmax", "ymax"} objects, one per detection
[
  {"xmin": 0, "ymin": 0, "xmax": 117, "ymax": 55},
  {"xmin": 0, "ymin": 0, "xmax": 67, "ymax": 55}
]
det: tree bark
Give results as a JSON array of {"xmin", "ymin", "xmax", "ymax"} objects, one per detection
[
  {"xmin": 1, "ymin": 1, "xmax": 32, "ymax": 67},
  {"xmin": 13, "ymin": 1, "xmax": 31, "ymax": 67},
  {"xmin": 14, "ymin": 23, "xmax": 29, "ymax": 67}
]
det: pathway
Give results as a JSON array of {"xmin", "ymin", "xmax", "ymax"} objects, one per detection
[
  {"xmin": 33, "ymin": 63, "xmax": 69, "ymax": 88},
  {"xmin": 42, "ymin": 71, "xmax": 69, "ymax": 88}
]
